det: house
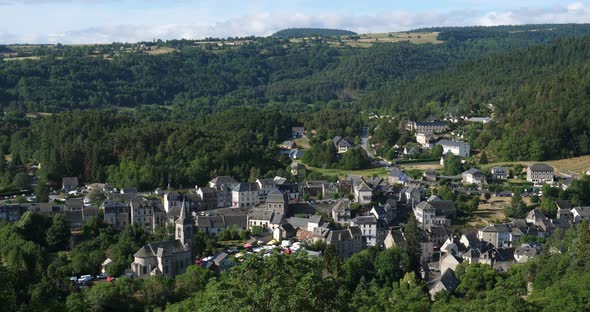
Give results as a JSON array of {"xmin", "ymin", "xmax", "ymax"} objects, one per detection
[
  {"xmin": 280, "ymin": 140, "xmax": 297, "ymax": 150},
  {"xmin": 196, "ymin": 215, "xmax": 226, "ymax": 235},
  {"xmin": 210, "ymin": 252, "xmax": 233, "ymax": 271},
  {"xmin": 466, "ymin": 117, "xmax": 493, "ymax": 123},
  {"xmin": 333, "ymin": 136, "xmax": 354, "ymax": 153},
  {"xmin": 62, "ymin": 177, "xmax": 79, "ymax": 192},
  {"xmin": 561, "ymin": 177, "xmax": 574, "ymax": 190},
  {"xmin": 407, "ymin": 121, "xmax": 449, "ymax": 134},
  {"xmin": 101, "ymin": 200, "xmax": 130, "ymax": 230},
  {"xmin": 350, "ymin": 215, "xmax": 381, "ymax": 247},
  {"xmin": 196, "ymin": 187, "xmax": 219, "ymax": 211},
  {"xmin": 265, "ymin": 190, "xmax": 288, "ymax": 215},
  {"xmin": 163, "ymin": 191, "xmax": 186, "ymax": 213},
  {"xmin": 526, "ymin": 163, "xmax": 554, "ymax": 185},
  {"xmin": 354, "ymin": 179, "xmax": 373, "ymax": 204},
  {"xmin": 491, "ymin": 167, "xmax": 508, "ymax": 180},
  {"xmin": 325, "ymin": 226, "xmax": 364, "ymax": 258},
  {"xmin": 290, "ymin": 162, "xmax": 306, "ymax": 177},
  {"xmin": 384, "ymin": 226, "xmax": 434, "ymax": 262},
  {"xmin": 436, "ymin": 140, "xmax": 470, "ymax": 157},
  {"xmin": 370, "ymin": 200, "xmax": 397, "ymax": 224},
  {"xmin": 416, "ymin": 132, "xmax": 435, "ymax": 148},
  {"xmin": 387, "ymin": 168, "xmax": 410, "ymax": 185},
  {"xmin": 256, "ymin": 178, "xmax": 278, "ymax": 202},
  {"xmin": 439, "ymin": 253, "xmax": 463, "ymax": 277},
  {"xmin": 195, "ymin": 214, "xmax": 248, "ymax": 235},
  {"xmin": 429, "ymin": 269, "xmax": 460, "ymax": 299},
  {"xmin": 131, "ymin": 202, "xmax": 192, "ymax": 278},
  {"xmin": 525, "ymin": 209, "xmax": 554, "ymax": 233},
  {"xmin": 286, "ymin": 215, "xmax": 321, "ymax": 232},
  {"xmin": 232, "ymin": 182, "xmax": 261, "ymax": 208},
  {"xmin": 413, "ymin": 201, "xmax": 455, "ymax": 228},
  {"xmin": 273, "ymin": 223, "xmax": 296, "ymax": 241},
  {"xmin": 462, "ymin": 168, "xmax": 486, "ymax": 185},
  {"xmin": 571, "ymin": 207, "xmax": 590, "ymax": 223},
  {"xmin": 478, "ymin": 224, "xmax": 515, "ymax": 248},
  {"xmin": 292, "ymin": 126, "xmax": 305, "ymax": 138},
  {"xmin": 248, "ymin": 209, "xmax": 283, "ymax": 232},
  {"xmin": 208, "ymin": 176, "xmax": 239, "ymax": 208},
  {"xmin": 423, "ymin": 169, "xmax": 437, "ymax": 182},
  {"xmin": 65, "ymin": 198, "xmax": 84, "ymax": 211},
  {"xmin": 400, "ymin": 185, "xmax": 422, "ymax": 208},
  {"xmin": 130, "ymin": 199, "xmax": 167, "ymax": 233},
  {"xmin": 426, "ymin": 225, "xmax": 453, "ymax": 248},
  {"xmin": 120, "ymin": 187, "xmax": 138, "ymax": 194},
  {"xmin": 289, "ymin": 149, "xmax": 304, "ymax": 160},
  {"xmin": 332, "ymin": 200, "xmax": 351, "ymax": 225},
  {"xmin": 403, "ymin": 145, "xmax": 419, "ymax": 156},
  {"xmin": 514, "ymin": 244, "xmax": 540, "ymax": 263}
]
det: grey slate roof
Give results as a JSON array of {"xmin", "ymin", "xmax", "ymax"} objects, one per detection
[
  {"xmin": 209, "ymin": 176, "xmax": 238, "ymax": 186},
  {"xmin": 249, "ymin": 209, "xmax": 274, "ymax": 221},
  {"xmin": 223, "ymin": 215, "xmax": 248, "ymax": 228},
  {"xmin": 233, "ymin": 182, "xmax": 260, "ymax": 192},
  {"xmin": 436, "ymin": 139, "xmax": 469, "ymax": 148},
  {"xmin": 134, "ymin": 240, "xmax": 187, "ymax": 258},
  {"xmin": 480, "ymin": 224, "xmax": 511, "ymax": 233},
  {"xmin": 266, "ymin": 190, "xmax": 286, "ymax": 203},
  {"xmin": 528, "ymin": 163, "xmax": 554, "ymax": 172}
]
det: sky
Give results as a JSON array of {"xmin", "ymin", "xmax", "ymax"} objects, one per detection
[{"xmin": 1, "ymin": 0, "xmax": 590, "ymax": 44}]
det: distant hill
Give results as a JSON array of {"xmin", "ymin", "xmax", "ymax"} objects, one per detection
[
  {"xmin": 272, "ymin": 28, "xmax": 357, "ymax": 38},
  {"xmin": 0, "ymin": 45, "xmax": 14, "ymax": 53}
]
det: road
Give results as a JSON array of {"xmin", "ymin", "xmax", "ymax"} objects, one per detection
[{"xmin": 360, "ymin": 127, "xmax": 392, "ymax": 168}]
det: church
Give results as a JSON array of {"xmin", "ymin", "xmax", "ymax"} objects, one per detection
[{"xmin": 131, "ymin": 201, "xmax": 193, "ymax": 278}]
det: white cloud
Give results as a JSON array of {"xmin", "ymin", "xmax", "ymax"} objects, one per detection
[{"xmin": 2, "ymin": 2, "xmax": 590, "ymax": 43}]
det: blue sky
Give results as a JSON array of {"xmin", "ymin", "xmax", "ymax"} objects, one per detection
[{"xmin": 1, "ymin": 0, "xmax": 590, "ymax": 43}]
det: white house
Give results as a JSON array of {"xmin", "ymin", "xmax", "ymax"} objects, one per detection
[
  {"xmin": 350, "ymin": 215, "xmax": 380, "ymax": 247},
  {"xmin": 436, "ymin": 140, "xmax": 470, "ymax": 157},
  {"xmin": 461, "ymin": 168, "xmax": 486, "ymax": 185},
  {"xmin": 354, "ymin": 180, "xmax": 373, "ymax": 205},
  {"xmin": 527, "ymin": 163, "xmax": 554, "ymax": 185}
]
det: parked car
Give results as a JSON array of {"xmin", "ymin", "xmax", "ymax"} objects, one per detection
[
  {"xmin": 96, "ymin": 273, "xmax": 108, "ymax": 280},
  {"xmin": 77, "ymin": 275, "xmax": 93, "ymax": 284}
]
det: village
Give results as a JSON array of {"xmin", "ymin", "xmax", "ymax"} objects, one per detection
[{"xmin": 1, "ymin": 116, "xmax": 589, "ymax": 298}]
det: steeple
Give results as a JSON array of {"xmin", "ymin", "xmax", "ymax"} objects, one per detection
[
  {"xmin": 175, "ymin": 200, "xmax": 193, "ymax": 249},
  {"xmin": 176, "ymin": 199, "xmax": 187, "ymax": 224}
]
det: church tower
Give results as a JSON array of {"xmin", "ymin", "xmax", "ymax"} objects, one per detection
[{"xmin": 175, "ymin": 200, "xmax": 193, "ymax": 250}]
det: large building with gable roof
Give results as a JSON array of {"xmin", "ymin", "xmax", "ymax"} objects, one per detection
[{"xmin": 131, "ymin": 201, "xmax": 193, "ymax": 278}]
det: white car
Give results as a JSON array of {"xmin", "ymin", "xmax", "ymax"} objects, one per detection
[{"xmin": 78, "ymin": 275, "xmax": 93, "ymax": 284}]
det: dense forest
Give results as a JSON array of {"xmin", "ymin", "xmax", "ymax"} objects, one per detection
[{"xmin": 272, "ymin": 28, "xmax": 357, "ymax": 37}]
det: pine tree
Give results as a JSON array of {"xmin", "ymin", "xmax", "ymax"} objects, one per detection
[{"xmin": 480, "ymin": 150, "xmax": 488, "ymax": 164}]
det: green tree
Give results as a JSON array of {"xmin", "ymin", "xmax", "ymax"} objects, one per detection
[
  {"xmin": 46, "ymin": 214, "xmax": 71, "ymax": 252},
  {"xmin": 403, "ymin": 216, "xmax": 422, "ymax": 277},
  {"xmin": 34, "ymin": 178, "xmax": 50, "ymax": 203},
  {"xmin": 443, "ymin": 153, "xmax": 463, "ymax": 176},
  {"xmin": 174, "ymin": 265, "xmax": 215, "ymax": 300},
  {"xmin": 389, "ymin": 272, "xmax": 431, "ymax": 312},
  {"xmin": 479, "ymin": 150, "xmax": 488, "ymax": 164},
  {"xmin": 13, "ymin": 172, "xmax": 31, "ymax": 190}
]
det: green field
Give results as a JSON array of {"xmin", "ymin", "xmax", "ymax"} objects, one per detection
[{"xmin": 304, "ymin": 164, "xmax": 388, "ymax": 179}]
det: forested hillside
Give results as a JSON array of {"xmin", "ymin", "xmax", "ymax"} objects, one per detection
[
  {"xmin": 364, "ymin": 35, "xmax": 590, "ymax": 161},
  {"xmin": 2, "ymin": 24, "xmax": 590, "ymax": 186},
  {"xmin": 272, "ymin": 28, "xmax": 357, "ymax": 37},
  {"xmin": 3, "ymin": 24, "xmax": 590, "ymax": 113}
]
